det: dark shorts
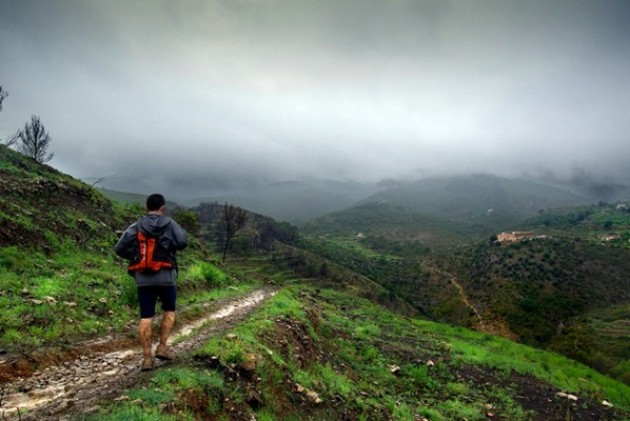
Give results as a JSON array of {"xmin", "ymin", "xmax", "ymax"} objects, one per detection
[{"xmin": 137, "ymin": 285, "xmax": 176, "ymax": 319}]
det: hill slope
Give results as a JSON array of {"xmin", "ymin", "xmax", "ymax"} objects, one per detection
[
  {"xmin": 300, "ymin": 200, "xmax": 630, "ymax": 384},
  {"xmin": 95, "ymin": 285, "xmax": 630, "ymax": 420},
  {"xmin": 0, "ymin": 145, "xmax": 214, "ymax": 351},
  {"xmin": 302, "ymin": 201, "xmax": 478, "ymax": 252},
  {"xmin": 0, "ymin": 145, "xmax": 128, "ymax": 249},
  {"xmin": 2, "ymin": 146, "xmax": 629, "ymax": 420},
  {"xmin": 357, "ymin": 174, "xmax": 591, "ymax": 236}
]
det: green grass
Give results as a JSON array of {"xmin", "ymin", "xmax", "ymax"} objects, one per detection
[
  {"xmin": 0, "ymin": 179, "xmax": 243, "ymax": 351},
  {"xmin": 180, "ymin": 261, "xmax": 229, "ymax": 289},
  {"xmin": 91, "ymin": 405, "xmax": 183, "ymax": 421},
  {"xmin": 100, "ymin": 284, "xmax": 630, "ymax": 420},
  {"xmin": 412, "ymin": 317, "xmax": 630, "ymax": 408},
  {"xmin": 93, "ymin": 368, "xmax": 224, "ymax": 420}
]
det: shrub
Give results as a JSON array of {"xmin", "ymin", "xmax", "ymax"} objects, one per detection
[{"xmin": 184, "ymin": 262, "xmax": 228, "ymax": 288}]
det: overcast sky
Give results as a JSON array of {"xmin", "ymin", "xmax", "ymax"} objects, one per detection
[{"xmin": 1, "ymin": 0, "xmax": 629, "ymax": 192}]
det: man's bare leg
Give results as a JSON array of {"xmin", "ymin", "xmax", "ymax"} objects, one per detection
[
  {"xmin": 156, "ymin": 311, "xmax": 175, "ymax": 360},
  {"xmin": 139, "ymin": 318, "xmax": 154, "ymax": 370}
]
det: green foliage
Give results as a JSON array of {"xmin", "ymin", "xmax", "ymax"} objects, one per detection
[
  {"xmin": 151, "ymin": 368, "xmax": 224, "ymax": 392},
  {"xmin": 182, "ymin": 262, "xmax": 229, "ymax": 288},
  {"xmin": 170, "ymin": 207, "xmax": 200, "ymax": 235},
  {"xmin": 302, "ymin": 201, "xmax": 471, "ymax": 251},
  {"xmin": 436, "ymin": 399, "xmax": 484, "ymax": 420},
  {"xmin": 91, "ymin": 405, "xmax": 183, "ymax": 421},
  {"xmin": 0, "ymin": 145, "xmax": 241, "ymax": 351},
  {"xmin": 127, "ymin": 388, "xmax": 176, "ymax": 405},
  {"xmin": 354, "ymin": 321, "xmax": 381, "ymax": 340},
  {"xmin": 100, "ymin": 284, "xmax": 630, "ymax": 420}
]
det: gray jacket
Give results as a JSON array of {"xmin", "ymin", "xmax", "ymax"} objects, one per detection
[{"xmin": 115, "ymin": 214, "xmax": 188, "ymax": 287}]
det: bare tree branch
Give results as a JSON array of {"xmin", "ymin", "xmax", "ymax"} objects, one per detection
[
  {"xmin": 4, "ymin": 130, "xmax": 19, "ymax": 147},
  {"xmin": 221, "ymin": 203, "xmax": 248, "ymax": 262},
  {"xmin": 14, "ymin": 115, "xmax": 54, "ymax": 163},
  {"xmin": 0, "ymin": 86, "xmax": 7, "ymax": 112}
]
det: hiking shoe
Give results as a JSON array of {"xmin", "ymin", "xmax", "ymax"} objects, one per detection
[
  {"xmin": 155, "ymin": 344, "xmax": 175, "ymax": 361},
  {"xmin": 141, "ymin": 357, "xmax": 154, "ymax": 371}
]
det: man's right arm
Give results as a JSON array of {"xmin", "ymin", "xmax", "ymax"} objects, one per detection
[{"xmin": 115, "ymin": 223, "xmax": 138, "ymax": 260}]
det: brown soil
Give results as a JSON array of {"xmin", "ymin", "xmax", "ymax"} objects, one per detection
[{"xmin": 456, "ymin": 364, "xmax": 625, "ymax": 421}]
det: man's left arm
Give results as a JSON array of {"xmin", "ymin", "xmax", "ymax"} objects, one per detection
[{"xmin": 170, "ymin": 221, "xmax": 188, "ymax": 250}]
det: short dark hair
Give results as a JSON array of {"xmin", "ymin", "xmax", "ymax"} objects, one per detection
[{"xmin": 146, "ymin": 193, "xmax": 166, "ymax": 211}]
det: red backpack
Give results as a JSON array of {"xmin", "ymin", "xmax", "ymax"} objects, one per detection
[{"xmin": 128, "ymin": 231, "xmax": 174, "ymax": 272}]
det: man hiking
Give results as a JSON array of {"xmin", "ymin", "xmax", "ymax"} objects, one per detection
[{"xmin": 115, "ymin": 193, "xmax": 188, "ymax": 371}]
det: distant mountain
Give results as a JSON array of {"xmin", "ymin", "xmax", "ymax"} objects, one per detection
[
  {"xmin": 85, "ymin": 170, "xmax": 630, "ymax": 227},
  {"xmin": 357, "ymin": 174, "xmax": 591, "ymax": 234},
  {"xmin": 530, "ymin": 173, "xmax": 630, "ymax": 203},
  {"xmin": 302, "ymin": 174, "xmax": 593, "ymax": 251},
  {"xmin": 97, "ymin": 187, "xmax": 180, "ymax": 209},
  {"xmin": 184, "ymin": 179, "xmax": 378, "ymax": 224}
]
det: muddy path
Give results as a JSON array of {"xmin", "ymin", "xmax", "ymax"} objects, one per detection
[{"xmin": 0, "ymin": 288, "xmax": 276, "ymax": 420}]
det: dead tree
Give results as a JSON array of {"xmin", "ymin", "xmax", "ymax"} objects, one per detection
[
  {"xmin": 221, "ymin": 203, "xmax": 248, "ymax": 262},
  {"xmin": 14, "ymin": 115, "xmax": 54, "ymax": 163},
  {"xmin": 0, "ymin": 86, "xmax": 7, "ymax": 112}
]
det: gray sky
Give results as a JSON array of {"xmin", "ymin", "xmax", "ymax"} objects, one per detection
[{"xmin": 1, "ymin": 0, "xmax": 629, "ymax": 190}]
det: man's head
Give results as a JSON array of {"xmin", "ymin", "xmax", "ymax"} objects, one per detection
[{"xmin": 146, "ymin": 193, "xmax": 166, "ymax": 213}]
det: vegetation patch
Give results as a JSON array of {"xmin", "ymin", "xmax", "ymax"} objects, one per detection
[{"xmin": 99, "ymin": 285, "xmax": 629, "ymax": 420}]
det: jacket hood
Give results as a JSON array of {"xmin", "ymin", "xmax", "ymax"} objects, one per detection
[{"xmin": 137, "ymin": 214, "xmax": 172, "ymax": 237}]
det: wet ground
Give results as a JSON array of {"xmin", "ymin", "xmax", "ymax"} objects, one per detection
[{"xmin": 0, "ymin": 288, "xmax": 276, "ymax": 420}]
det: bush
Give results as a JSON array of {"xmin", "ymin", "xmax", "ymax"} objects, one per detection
[{"xmin": 184, "ymin": 262, "xmax": 228, "ymax": 288}]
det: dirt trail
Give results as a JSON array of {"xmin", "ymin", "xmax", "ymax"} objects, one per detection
[
  {"xmin": 422, "ymin": 261, "xmax": 486, "ymax": 329},
  {"xmin": 0, "ymin": 288, "xmax": 276, "ymax": 420},
  {"xmin": 447, "ymin": 275, "xmax": 486, "ymax": 329},
  {"xmin": 424, "ymin": 261, "xmax": 518, "ymax": 340}
]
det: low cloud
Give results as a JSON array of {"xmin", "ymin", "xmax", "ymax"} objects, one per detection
[{"xmin": 1, "ymin": 0, "xmax": 629, "ymax": 194}]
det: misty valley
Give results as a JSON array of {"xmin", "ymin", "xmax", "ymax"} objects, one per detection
[
  {"xmin": 1, "ymin": 144, "xmax": 629, "ymax": 420},
  {"xmin": 2, "ymin": 0, "xmax": 630, "ymax": 418}
]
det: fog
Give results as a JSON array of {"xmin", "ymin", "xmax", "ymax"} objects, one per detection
[{"xmin": 1, "ymin": 0, "xmax": 629, "ymax": 196}]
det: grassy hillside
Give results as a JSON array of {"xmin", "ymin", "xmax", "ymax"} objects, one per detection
[
  {"xmin": 0, "ymin": 145, "xmax": 223, "ymax": 351},
  {"xmin": 95, "ymin": 285, "xmax": 629, "ymax": 420},
  {"xmin": 3, "ymin": 145, "xmax": 629, "ymax": 420},
  {"xmin": 518, "ymin": 201, "xmax": 630, "ymax": 242},
  {"xmin": 97, "ymin": 187, "xmax": 148, "ymax": 205},
  {"xmin": 302, "ymin": 201, "xmax": 475, "ymax": 252},
  {"xmin": 548, "ymin": 304, "xmax": 630, "ymax": 385},
  {"xmin": 451, "ymin": 238, "xmax": 630, "ymax": 336},
  {"xmin": 457, "ymin": 202, "xmax": 630, "ymax": 384},
  {"xmin": 300, "ymin": 200, "xmax": 630, "ymax": 385}
]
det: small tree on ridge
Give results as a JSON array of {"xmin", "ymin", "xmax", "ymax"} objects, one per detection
[
  {"xmin": 14, "ymin": 115, "xmax": 54, "ymax": 163},
  {"xmin": 221, "ymin": 203, "xmax": 248, "ymax": 262},
  {"xmin": 0, "ymin": 86, "xmax": 7, "ymax": 112}
]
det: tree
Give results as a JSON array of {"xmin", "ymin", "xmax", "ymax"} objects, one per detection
[
  {"xmin": 220, "ymin": 203, "xmax": 248, "ymax": 262},
  {"xmin": 14, "ymin": 115, "xmax": 54, "ymax": 163},
  {"xmin": 0, "ymin": 86, "xmax": 7, "ymax": 112}
]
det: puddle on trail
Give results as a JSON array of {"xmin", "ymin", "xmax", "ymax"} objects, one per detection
[
  {"xmin": 0, "ymin": 289, "xmax": 274, "ymax": 420},
  {"xmin": 177, "ymin": 289, "xmax": 271, "ymax": 337}
]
